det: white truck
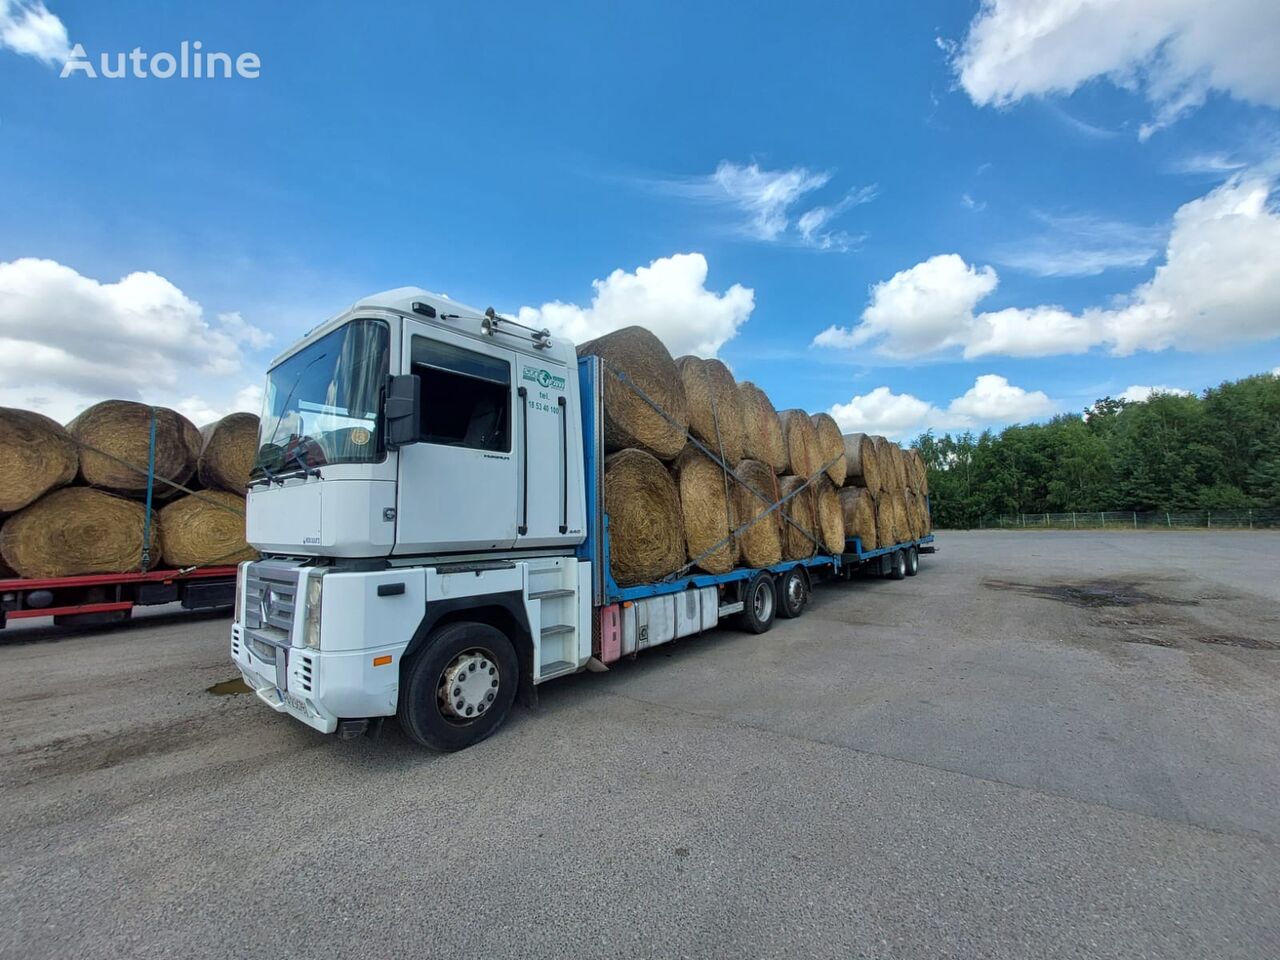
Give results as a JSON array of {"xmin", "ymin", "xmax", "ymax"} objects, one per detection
[{"xmin": 231, "ymin": 288, "xmax": 934, "ymax": 750}]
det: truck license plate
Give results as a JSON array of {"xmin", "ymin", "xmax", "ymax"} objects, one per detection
[{"xmin": 278, "ymin": 688, "xmax": 307, "ymax": 714}]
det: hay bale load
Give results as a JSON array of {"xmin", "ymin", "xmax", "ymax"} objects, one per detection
[
  {"xmin": 159, "ymin": 491, "xmax": 256, "ymax": 567},
  {"xmin": 904, "ymin": 448, "xmax": 929, "ymax": 495},
  {"xmin": 731, "ymin": 459, "xmax": 782, "ymax": 567},
  {"xmin": 778, "ymin": 409, "xmax": 819, "ymax": 478},
  {"xmin": 893, "ymin": 494, "xmax": 910, "ymax": 546},
  {"xmin": 838, "ymin": 486, "xmax": 877, "ymax": 550},
  {"xmin": 809, "ymin": 413, "xmax": 847, "ymax": 486},
  {"xmin": 603, "ymin": 449, "xmax": 685, "ymax": 585},
  {"xmin": 875, "ymin": 494, "xmax": 900, "ymax": 547},
  {"xmin": 738, "ymin": 382, "xmax": 787, "ymax": 473},
  {"xmin": 198, "ymin": 413, "xmax": 261, "ymax": 493},
  {"xmin": 0, "ymin": 488, "xmax": 160, "ymax": 579},
  {"xmin": 0, "ymin": 408, "xmax": 78, "ymax": 513},
  {"xmin": 777, "ymin": 476, "xmax": 818, "ymax": 560},
  {"xmin": 887, "ymin": 442, "xmax": 909, "ymax": 495},
  {"xmin": 812, "ymin": 477, "xmax": 845, "ymax": 554},
  {"xmin": 842, "ymin": 433, "xmax": 882, "ymax": 493},
  {"xmin": 68, "ymin": 401, "xmax": 201, "ymax": 498},
  {"xmin": 676, "ymin": 357, "xmax": 745, "ymax": 465},
  {"xmin": 578, "ymin": 327, "xmax": 688, "ymax": 460},
  {"xmin": 672, "ymin": 447, "xmax": 738, "ymax": 575}
]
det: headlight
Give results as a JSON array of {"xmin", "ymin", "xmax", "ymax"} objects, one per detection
[{"xmin": 303, "ymin": 573, "xmax": 323, "ymax": 650}]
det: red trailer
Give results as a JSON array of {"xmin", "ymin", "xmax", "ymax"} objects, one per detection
[{"xmin": 0, "ymin": 566, "xmax": 239, "ymax": 628}]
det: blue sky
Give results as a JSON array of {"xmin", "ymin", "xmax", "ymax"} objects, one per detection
[{"xmin": 1, "ymin": 0, "xmax": 1279, "ymax": 437}]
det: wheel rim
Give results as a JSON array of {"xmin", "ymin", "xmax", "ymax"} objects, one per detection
[
  {"xmin": 784, "ymin": 573, "xmax": 805, "ymax": 608},
  {"xmin": 437, "ymin": 648, "xmax": 499, "ymax": 722},
  {"xmin": 753, "ymin": 581, "xmax": 774, "ymax": 622}
]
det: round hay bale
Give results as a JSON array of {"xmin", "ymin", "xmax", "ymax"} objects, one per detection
[
  {"xmin": 777, "ymin": 475, "xmax": 818, "ymax": 561},
  {"xmin": 738, "ymin": 382, "xmax": 787, "ymax": 473},
  {"xmin": 778, "ymin": 409, "xmax": 820, "ymax": 479},
  {"xmin": 578, "ymin": 328, "xmax": 688, "ymax": 460},
  {"xmin": 198, "ymin": 413, "xmax": 261, "ymax": 493},
  {"xmin": 68, "ymin": 401, "xmax": 201, "ymax": 498},
  {"xmin": 892, "ymin": 493, "xmax": 910, "ymax": 545},
  {"xmin": 842, "ymin": 433, "xmax": 882, "ymax": 493},
  {"xmin": 809, "ymin": 413, "xmax": 847, "ymax": 486},
  {"xmin": 906, "ymin": 448, "xmax": 929, "ymax": 495},
  {"xmin": 838, "ymin": 485, "xmax": 878, "ymax": 551},
  {"xmin": 874, "ymin": 493, "xmax": 899, "ymax": 546},
  {"xmin": 0, "ymin": 408, "xmax": 79, "ymax": 513},
  {"xmin": 676, "ymin": 357, "xmax": 745, "ymax": 466},
  {"xmin": 159, "ymin": 491, "xmax": 255, "ymax": 567},
  {"xmin": 889, "ymin": 443, "xmax": 909, "ymax": 494},
  {"xmin": 812, "ymin": 477, "xmax": 845, "ymax": 554},
  {"xmin": 731, "ymin": 459, "xmax": 782, "ymax": 568},
  {"xmin": 604, "ymin": 449, "xmax": 685, "ymax": 585},
  {"xmin": 672, "ymin": 447, "xmax": 738, "ymax": 575},
  {"xmin": 0, "ymin": 488, "xmax": 161, "ymax": 579}
]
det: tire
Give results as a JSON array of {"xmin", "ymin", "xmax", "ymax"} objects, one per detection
[
  {"xmin": 777, "ymin": 568, "xmax": 807, "ymax": 619},
  {"xmin": 905, "ymin": 547, "xmax": 920, "ymax": 577},
  {"xmin": 735, "ymin": 571, "xmax": 777, "ymax": 634},
  {"xmin": 397, "ymin": 621, "xmax": 519, "ymax": 751},
  {"xmin": 889, "ymin": 549, "xmax": 907, "ymax": 580}
]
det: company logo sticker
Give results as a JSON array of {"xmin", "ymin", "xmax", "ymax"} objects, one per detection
[{"xmin": 522, "ymin": 365, "xmax": 566, "ymax": 391}]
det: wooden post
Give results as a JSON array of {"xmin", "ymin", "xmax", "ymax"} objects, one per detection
[
  {"xmin": 1072, "ymin": 511, "xmax": 1077, "ymax": 529},
  {"xmin": 1166, "ymin": 512, "xmax": 1171, "ymax": 528},
  {"xmin": 1133, "ymin": 511, "xmax": 1137, "ymax": 529}
]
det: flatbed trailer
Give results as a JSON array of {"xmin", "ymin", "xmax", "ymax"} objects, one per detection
[{"xmin": 0, "ymin": 566, "xmax": 239, "ymax": 628}]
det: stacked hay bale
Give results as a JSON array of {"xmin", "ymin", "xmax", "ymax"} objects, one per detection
[
  {"xmin": 836, "ymin": 433, "xmax": 930, "ymax": 547},
  {"xmin": 595, "ymin": 327, "xmax": 849, "ymax": 584},
  {"xmin": 0, "ymin": 403, "xmax": 260, "ymax": 579}
]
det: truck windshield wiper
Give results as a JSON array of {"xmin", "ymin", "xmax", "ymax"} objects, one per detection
[{"xmin": 247, "ymin": 463, "xmax": 277, "ymax": 488}]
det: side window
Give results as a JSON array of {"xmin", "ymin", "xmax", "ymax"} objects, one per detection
[{"xmin": 411, "ymin": 338, "xmax": 511, "ymax": 452}]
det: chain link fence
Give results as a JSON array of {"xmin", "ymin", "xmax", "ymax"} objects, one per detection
[{"xmin": 978, "ymin": 508, "xmax": 1280, "ymax": 531}]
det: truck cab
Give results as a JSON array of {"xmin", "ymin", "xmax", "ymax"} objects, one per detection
[{"xmin": 231, "ymin": 288, "xmax": 591, "ymax": 749}]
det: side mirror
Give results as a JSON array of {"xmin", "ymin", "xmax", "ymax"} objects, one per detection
[{"xmin": 384, "ymin": 374, "xmax": 421, "ymax": 448}]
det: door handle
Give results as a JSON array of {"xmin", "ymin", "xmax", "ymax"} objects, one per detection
[
  {"xmin": 517, "ymin": 386, "xmax": 529, "ymax": 536},
  {"xmin": 558, "ymin": 395, "xmax": 568, "ymax": 534}
]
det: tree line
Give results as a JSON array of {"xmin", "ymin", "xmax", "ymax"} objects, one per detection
[{"xmin": 912, "ymin": 372, "xmax": 1280, "ymax": 529}]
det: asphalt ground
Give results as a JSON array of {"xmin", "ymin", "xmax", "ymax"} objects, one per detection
[{"xmin": 2, "ymin": 531, "xmax": 1278, "ymax": 959}]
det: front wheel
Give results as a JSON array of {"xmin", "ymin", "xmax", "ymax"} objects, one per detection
[
  {"xmin": 397, "ymin": 621, "xmax": 518, "ymax": 751},
  {"xmin": 735, "ymin": 571, "xmax": 777, "ymax": 634},
  {"xmin": 777, "ymin": 568, "xmax": 807, "ymax": 619}
]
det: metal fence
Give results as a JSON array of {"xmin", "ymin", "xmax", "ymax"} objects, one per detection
[{"xmin": 979, "ymin": 509, "xmax": 1280, "ymax": 531}]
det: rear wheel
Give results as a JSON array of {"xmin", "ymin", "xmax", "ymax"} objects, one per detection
[
  {"xmin": 735, "ymin": 571, "xmax": 777, "ymax": 634},
  {"xmin": 889, "ymin": 549, "xmax": 907, "ymax": 580},
  {"xmin": 397, "ymin": 621, "xmax": 518, "ymax": 751},
  {"xmin": 905, "ymin": 547, "xmax": 919, "ymax": 577},
  {"xmin": 777, "ymin": 568, "xmax": 807, "ymax": 619}
]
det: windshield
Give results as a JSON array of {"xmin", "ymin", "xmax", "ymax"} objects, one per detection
[{"xmin": 252, "ymin": 319, "xmax": 390, "ymax": 477}]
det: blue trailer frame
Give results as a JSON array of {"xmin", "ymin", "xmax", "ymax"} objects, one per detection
[{"xmin": 575, "ymin": 355, "xmax": 935, "ymax": 607}]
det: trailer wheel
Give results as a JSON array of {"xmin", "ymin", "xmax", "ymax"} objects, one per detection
[
  {"xmin": 905, "ymin": 547, "xmax": 920, "ymax": 577},
  {"xmin": 777, "ymin": 568, "xmax": 807, "ymax": 619},
  {"xmin": 889, "ymin": 549, "xmax": 907, "ymax": 580},
  {"xmin": 397, "ymin": 621, "xmax": 518, "ymax": 751},
  {"xmin": 735, "ymin": 571, "xmax": 777, "ymax": 634}
]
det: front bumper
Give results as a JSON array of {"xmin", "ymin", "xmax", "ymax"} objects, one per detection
[{"xmin": 231, "ymin": 621, "xmax": 402, "ymax": 735}]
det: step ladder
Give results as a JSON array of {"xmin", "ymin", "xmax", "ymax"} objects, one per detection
[{"xmin": 526, "ymin": 559, "xmax": 584, "ymax": 681}]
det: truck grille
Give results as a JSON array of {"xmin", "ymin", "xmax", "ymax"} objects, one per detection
[{"xmin": 243, "ymin": 561, "xmax": 302, "ymax": 645}]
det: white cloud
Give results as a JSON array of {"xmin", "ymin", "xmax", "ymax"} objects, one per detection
[
  {"xmin": 0, "ymin": 257, "xmax": 270, "ymax": 421},
  {"xmin": 1119, "ymin": 384, "xmax": 1192, "ymax": 402},
  {"xmin": 0, "ymin": 0, "xmax": 70, "ymax": 65},
  {"xmin": 816, "ymin": 177, "xmax": 1280, "ymax": 360},
  {"xmin": 994, "ymin": 212, "xmax": 1163, "ymax": 277},
  {"xmin": 516, "ymin": 252, "xmax": 754, "ymax": 358},
  {"xmin": 828, "ymin": 387, "xmax": 937, "ymax": 440},
  {"xmin": 961, "ymin": 193, "xmax": 987, "ymax": 212},
  {"xmin": 813, "ymin": 254, "xmax": 997, "ymax": 358},
  {"xmin": 662, "ymin": 162, "xmax": 875, "ymax": 251},
  {"xmin": 828, "ymin": 374, "xmax": 1055, "ymax": 440},
  {"xmin": 951, "ymin": 0, "xmax": 1280, "ymax": 136}
]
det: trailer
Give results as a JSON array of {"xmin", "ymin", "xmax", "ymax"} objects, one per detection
[
  {"xmin": 229, "ymin": 287, "xmax": 936, "ymax": 750},
  {"xmin": 0, "ymin": 566, "xmax": 239, "ymax": 628}
]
